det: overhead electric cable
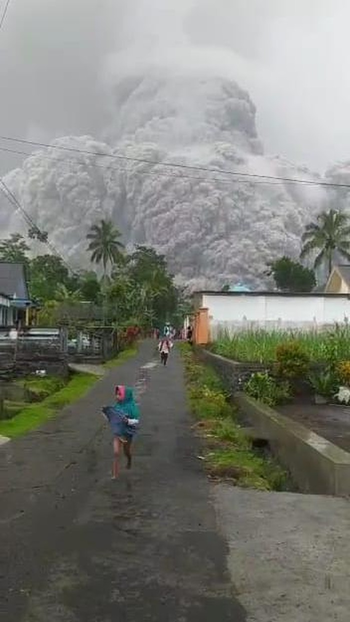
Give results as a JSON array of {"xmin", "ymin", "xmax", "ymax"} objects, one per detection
[
  {"xmin": 0, "ymin": 178, "xmax": 75, "ymax": 273},
  {"xmin": 0, "ymin": 133, "xmax": 348, "ymax": 189},
  {"xmin": 0, "ymin": 0, "xmax": 12, "ymax": 33},
  {"xmin": 0, "ymin": 145, "xmax": 286, "ymax": 187}
]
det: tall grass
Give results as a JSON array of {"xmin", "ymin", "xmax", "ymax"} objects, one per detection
[{"xmin": 211, "ymin": 325, "xmax": 350, "ymax": 363}]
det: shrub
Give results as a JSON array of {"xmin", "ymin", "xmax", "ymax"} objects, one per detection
[
  {"xmin": 308, "ymin": 370, "xmax": 338, "ymax": 398},
  {"xmin": 275, "ymin": 341, "xmax": 310, "ymax": 379},
  {"xmin": 245, "ymin": 371, "xmax": 291, "ymax": 407},
  {"xmin": 337, "ymin": 361, "xmax": 350, "ymax": 385}
]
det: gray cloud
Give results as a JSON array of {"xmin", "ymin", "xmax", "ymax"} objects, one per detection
[
  {"xmin": 1, "ymin": 0, "xmax": 349, "ymax": 172},
  {"xmin": 1, "ymin": 0, "xmax": 350, "ymax": 289}
]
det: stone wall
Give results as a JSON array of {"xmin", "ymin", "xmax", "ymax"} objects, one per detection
[
  {"xmin": 15, "ymin": 354, "xmax": 68, "ymax": 378},
  {"xmin": 196, "ymin": 348, "xmax": 266, "ymax": 394},
  {"xmin": 0, "ymin": 328, "xmax": 68, "ymax": 378}
]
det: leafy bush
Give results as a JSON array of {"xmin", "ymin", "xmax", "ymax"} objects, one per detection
[
  {"xmin": 337, "ymin": 361, "xmax": 350, "ymax": 385},
  {"xmin": 308, "ymin": 371, "xmax": 338, "ymax": 398},
  {"xmin": 245, "ymin": 372, "xmax": 291, "ymax": 407},
  {"xmin": 275, "ymin": 341, "xmax": 310, "ymax": 379}
]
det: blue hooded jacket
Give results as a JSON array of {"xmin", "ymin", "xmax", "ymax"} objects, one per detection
[{"xmin": 103, "ymin": 387, "xmax": 140, "ymax": 438}]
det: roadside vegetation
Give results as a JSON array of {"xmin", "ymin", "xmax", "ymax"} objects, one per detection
[
  {"xmin": 211, "ymin": 325, "xmax": 350, "ymax": 408},
  {"xmin": 210, "ymin": 325, "xmax": 350, "ymax": 363},
  {"xmin": 0, "ymin": 223, "xmax": 190, "ymax": 334},
  {"xmin": 0, "ymin": 372, "xmax": 98, "ymax": 438},
  {"xmin": 103, "ymin": 345, "xmax": 139, "ymax": 369},
  {"xmin": 180, "ymin": 343, "xmax": 288, "ymax": 491}
]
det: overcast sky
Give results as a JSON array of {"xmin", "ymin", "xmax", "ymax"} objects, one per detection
[{"xmin": 0, "ymin": 0, "xmax": 349, "ymax": 173}]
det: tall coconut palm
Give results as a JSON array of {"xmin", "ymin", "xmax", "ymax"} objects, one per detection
[
  {"xmin": 87, "ymin": 220, "xmax": 124, "ymax": 325},
  {"xmin": 300, "ymin": 209, "xmax": 350, "ymax": 276},
  {"xmin": 86, "ymin": 220, "xmax": 124, "ymax": 278}
]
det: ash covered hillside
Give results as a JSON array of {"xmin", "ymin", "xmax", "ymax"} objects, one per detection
[{"xmin": 2, "ymin": 74, "xmax": 327, "ymax": 289}]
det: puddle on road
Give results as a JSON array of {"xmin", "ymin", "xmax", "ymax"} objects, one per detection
[{"xmin": 140, "ymin": 362, "xmax": 158, "ymax": 370}]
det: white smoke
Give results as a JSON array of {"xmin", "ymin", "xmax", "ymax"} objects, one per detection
[
  {"xmin": 0, "ymin": 0, "xmax": 347, "ymax": 288},
  {"xmin": 1, "ymin": 74, "xmax": 328, "ymax": 288}
]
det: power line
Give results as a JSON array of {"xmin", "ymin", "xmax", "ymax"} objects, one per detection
[
  {"xmin": 0, "ymin": 144, "xmax": 285, "ymax": 187},
  {"xmin": 0, "ymin": 2, "xmax": 76, "ymax": 276},
  {"xmin": 1, "ymin": 135, "xmax": 287, "ymax": 183},
  {"xmin": 0, "ymin": 0, "xmax": 12, "ymax": 32},
  {"xmin": 1, "ymin": 139, "xmax": 349, "ymax": 190},
  {"xmin": 0, "ymin": 178, "xmax": 75, "ymax": 273},
  {"xmin": 1, "ymin": 133, "xmax": 349, "ymax": 190}
]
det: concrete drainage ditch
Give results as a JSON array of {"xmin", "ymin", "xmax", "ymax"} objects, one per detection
[{"xmin": 200, "ymin": 348, "xmax": 350, "ymax": 497}]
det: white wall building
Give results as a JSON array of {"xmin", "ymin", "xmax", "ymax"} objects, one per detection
[{"xmin": 194, "ymin": 291, "xmax": 350, "ymax": 338}]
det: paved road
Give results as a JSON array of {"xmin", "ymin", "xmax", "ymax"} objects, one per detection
[{"xmin": 0, "ymin": 341, "xmax": 246, "ymax": 622}]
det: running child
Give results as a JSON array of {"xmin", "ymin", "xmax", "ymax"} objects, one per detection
[{"xmin": 102, "ymin": 385, "xmax": 140, "ymax": 479}]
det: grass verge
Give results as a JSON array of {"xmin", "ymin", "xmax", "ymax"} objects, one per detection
[
  {"xmin": 15, "ymin": 376, "xmax": 66, "ymax": 401},
  {"xmin": 0, "ymin": 372, "xmax": 98, "ymax": 438},
  {"xmin": 180, "ymin": 342, "xmax": 288, "ymax": 491},
  {"xmin": 103, "ymin": 346, "xmax": 138, "ymax": 369}
]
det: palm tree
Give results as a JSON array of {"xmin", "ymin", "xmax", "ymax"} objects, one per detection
[
  {"xmin": 300, "ymin": 209, "xmax": 350, "ymax": 276},
  {"xmin": 86, "ymin": 220, "xmax": 124, "ymax": 278}
]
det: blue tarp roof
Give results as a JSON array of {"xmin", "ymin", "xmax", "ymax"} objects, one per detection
[{"xmin": 229, "ymin": 283, "xmax": 251, "ymax": 292}]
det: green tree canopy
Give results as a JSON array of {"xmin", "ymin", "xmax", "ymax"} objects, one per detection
[
  {"xmin": 267, "ymin": 256, "xmax": 316, "ymax": 292},
  {"xmin": 77, "ymin": 271, "xmax": 101, "ymax": 303},
  {"xmin": 300, "ymin": 209, "xmax": 350, "ymax": 276},
  {"xmin": 86, "ymin": 220, "xmax": 124, "ymax": 275},
  {"xmin": 0, "ymin": 233, "xmax": 30, "ymax": 264},
  {"xmin": 105, "ymin": 246, "xmax": 181, "ymax": 328},
  {"xmin": 129, "ymin": 246, "xmax": 177, "ymax": 326},
  {"xmin": 29, "ymin": 254, "xmax": 70, "ymax": 301}
]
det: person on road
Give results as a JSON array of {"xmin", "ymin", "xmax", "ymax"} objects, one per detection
[
  {"xmin": 158, "ymin": 336, "xmax": 171, "ymax": 366},
  {"xmin": 102, "ymin": 385, "xmax": 140, "ymax": 479}
]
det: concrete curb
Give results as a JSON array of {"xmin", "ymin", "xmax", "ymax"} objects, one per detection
[
  {"xmin": 236, "ymin": 393, "xmax": 350, "ymax": 496},
  {"xmin": 0, "ymin": 435, "xmax": 10, "ymax": 447}
]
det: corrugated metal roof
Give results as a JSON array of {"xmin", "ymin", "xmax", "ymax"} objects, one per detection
[{"xmin": 0, "ymin": 263, "xmax": 29, "ymax": 299}]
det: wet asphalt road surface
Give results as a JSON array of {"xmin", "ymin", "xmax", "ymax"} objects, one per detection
[{"xmin": 0, "ymin": 341, "xmax": 246, "ymax": 621}]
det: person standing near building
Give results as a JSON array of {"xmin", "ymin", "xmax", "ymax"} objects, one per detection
[{"xmin": 186, "ymin": 325, "xmax": 193, "ymax": 345}]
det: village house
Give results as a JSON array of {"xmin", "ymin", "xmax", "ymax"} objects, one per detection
[
  {"xmin": 325, "ymin": 265, "xmax": 350, "ymax": 294},
  {"xmin": 0, "ymin": 262, "xmax": 35, "ymax": 327},
  {"xmin": 191, "ymin": 289, "xmax": 350, "ymax": 344}
]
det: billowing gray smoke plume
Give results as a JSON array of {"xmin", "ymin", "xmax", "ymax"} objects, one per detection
[{"xmin": 0, "ymin": 0, "xmax": 345, "ymax": 288}]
